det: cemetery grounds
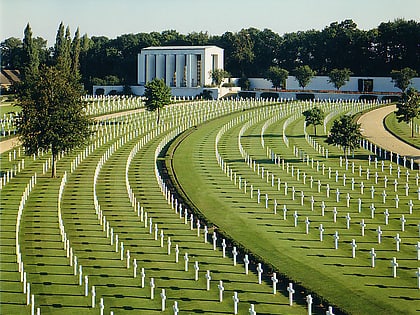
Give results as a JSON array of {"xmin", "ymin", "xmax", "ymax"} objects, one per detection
[{"xmin": 0, "ymin": 97, "xmax": 419, "ymax": 314}]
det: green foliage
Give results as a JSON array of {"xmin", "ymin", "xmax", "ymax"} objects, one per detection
[
  {"xmin": 22, "ymin": 23, "xmax": 39, "ymax": 80},
  {"xmin": 326, "ymin": 115, "xmax": 362, "ymax": 156},
  {"xmin": 390, "ymin": 67, "xmax": 418, "ymax": 92},
  {"xmin": 196, "ymin": 89, "xmax": 214, "ymax": 100},
  {"xmin": 209, "ymin": 69, "xmax": 230, "ymax": 86},
  {"xmin": 328, "ymin": 68, "xmax": 352, "ymax": 90},
  {"xmin": 238, "ymin": 91, "xmax": 256, "ymax": 99},
  {"xmin": 260, "ymin": 92, "xmax": 279, "ymax": 99},
  {"xmin": 395, "ymin": 87, "xmax": 420, "ymax": 137},
  {"xmin": 16, "ymin": 65, "xmax": 92, "ymax": 177},
  {"xmin": 359, "ymin": 95, "xmax": 378, "ymax": 101},
  {"xmin": 238, "ymin": 77, "xmax": 251, "ymax": 90},
  {"xmin": 221, "ymin": 82, "xmax": 236, "ymax": 87},
  {"xmin": 302, "ymin": 107, "xmax": 325, "ymax": 135},
  {"xmin": 294, "ymin": 65, "xmax": 315, "ymax": 89},
  {"xmin": 265, "ymin": 66, "xmax": 288, "ymax": 90},
  {"xmin": 296, "ymin": 93, "xmax": 315, "ymax": 101},
  {"xmin": 144, "ymin": 78, "xmax": 172, "ymax": 123}
]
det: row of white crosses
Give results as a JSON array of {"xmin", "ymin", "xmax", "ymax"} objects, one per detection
[
  {"xmin": 11, "ymin": 99, "xmax": 262, "ymax": 312},
  {"xmin": 148, "ymin": 102, "xmax": 332, "ymax": 313},
  {"xmin": 215, "ymin": 105, "xmax": 420, "ymax": 288},
  {"xmin": 12, "ymin": 108, "xmax": 140, "ymax": 313}
]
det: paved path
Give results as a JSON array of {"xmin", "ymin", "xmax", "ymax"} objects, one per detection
[
  {"xmin": 357, "ymin": 105, "xmax": 420, "ymax": 164},
  {"xmin": 0, "ymin": 108, "xmax": 146, "ymax": 154}
]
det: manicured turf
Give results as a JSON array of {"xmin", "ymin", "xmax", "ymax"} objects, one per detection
[
  {"xmin": 171, "ymin": 102, "xmax": 420, "ymax": 314},
  {"xmin": 1, "ymin": 100, "xmax": 311, "ymax": 314},
  {"xmin": 384, "ymin": 112, "xmax": 420, "ymax": 149}
]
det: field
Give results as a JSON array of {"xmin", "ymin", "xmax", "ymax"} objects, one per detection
[{"xmin": 1, "ymin": 98, "xmax": 418, "ymax": 314}]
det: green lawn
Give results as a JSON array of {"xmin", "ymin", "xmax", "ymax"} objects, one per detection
[
  {"xmin": 1, "ymin": 101, "xmax": 309, "ymax": 314},
  {"xmin": 384, "ymin": 112, "xmax": 420, "ymax": 149},
  {"xmin": 171, "ymin": 102, "xmax": 419, "ymax": 314}
]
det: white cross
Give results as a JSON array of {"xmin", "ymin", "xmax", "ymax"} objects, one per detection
[
  {"xmin": 194, "ymin": 261, "xmax": 199, "ymax": 281},
  {"xmin": 345, "ymin": 213, "xmax": 351, "ymax": 229},
  {"xmin": 351, "ymin": 239, "xmax": 357, "ymax": 258},
  {"xmin": 319, "ymin": 224, "xmax": 325, "ymax": 242},
  {"xmin": 232, "ymin": 246, "xmax": 238, "ymax": 266},
  {"xmin": 370, "ymin": 248, "xmax": 376, "ymax": 268},
  {"xmin": 391, "ymin": 257, "xmax": 398, "ymax": 278},
  {"xmin": 233, "ymin": 292, "xmax": 240, "ymax": 315},
  {"xmin": 244, "ymin": 254, "xmax": 250, "ymax": 274},
  {"xmin": 360, "ymin": 219, "xmax": 366, "ymax": 236},
  {"xmin": 384, "ymin": 209, "xmax": 389, "ymax": 225},
  {"xmin": 306, "ymin": 294, "xmax": 313, "ymax": 315},
  {"xmin": 271, "ymin": 272, "xmax": 278, "ymax": 294},
  {"xmin": 334, "ymin": 231, "xmax": 339, "ymax": 250},
  {"xmin": 287, "ymin": 283, "xmax": 295, "ymax": 306},
  {"xmin": 377, "ymin": 226, "xmax": 382, "ymax": 244},
  {"xmin": 218, "ymin": 280, "xmax": 224, "ymax": 302},
  {"xmin": 394, "ymin": 234, "xmax": 401, "ymax": 252},
  {"xmin": 257, "ymin": 263, "xmax": 263, "ymax": 284},
  {"xmin": 205, "ymin": 270, "xmax": 211, "ymax": 291}
]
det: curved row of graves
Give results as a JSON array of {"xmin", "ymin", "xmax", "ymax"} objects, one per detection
[
  {"xmin": 1, "ymin": 99, "xmax": 315, "ymax": 314},
  {"xmin": 169, "ymin": 99, "xmax": 419, "ymax": 314}
]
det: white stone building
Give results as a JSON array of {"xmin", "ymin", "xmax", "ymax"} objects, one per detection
[{"xmin": 137, "ymin": 46, "xmax": 224, "ymax": 88}]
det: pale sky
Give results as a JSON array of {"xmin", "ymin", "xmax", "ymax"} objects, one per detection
[{"xmin": 1, "ymin": 0, "xmax": 419, "ymax": 46}]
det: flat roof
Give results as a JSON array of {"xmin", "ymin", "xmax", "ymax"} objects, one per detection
[{"xmin": 143, "ymin": 45, "xmax": 222, "ymax": 50}]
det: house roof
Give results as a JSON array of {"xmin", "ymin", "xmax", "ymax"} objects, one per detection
[{"xmin": 0, "ymin": 69, "xmax": 21, "ymax": 86}]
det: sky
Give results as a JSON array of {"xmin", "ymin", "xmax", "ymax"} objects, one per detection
[{"xmin": 1, "ymin": 0, "xmax": 419, "ymax": 46}]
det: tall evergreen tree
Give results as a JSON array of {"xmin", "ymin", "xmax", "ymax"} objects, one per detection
[
  {"xmin": 22, "ymin": 23, "xmax": 39, "ymax": 79},
  {"xmin": 71, "ymin": 27, "xmax": 81, "ymax": 77},
  {"xmin": 54, "ymin": 23, "xmax": 72, "ymax": 74}
]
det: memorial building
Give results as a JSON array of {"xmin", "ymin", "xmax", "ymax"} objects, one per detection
[{"xmin": 137, "ymin": 46, "xmax": 224, "ymax": 88}]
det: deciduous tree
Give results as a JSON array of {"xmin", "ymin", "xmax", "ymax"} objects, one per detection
[
  {"xmin": 265, "ymin": 66, "xmax": 288, "ymax": 90},
  {"xmin": 144, "ymin": 78, "xmax": 172, "ymax": 124},
  {"xmin": 209, "ymin": 69, "xmax": 230, "ymax": 87},
  {"xmin": 294, "ymin": 65, "xmax": 315, "ymax": 89},
  {"xmin": 302, "ymin": 107, "xmax": 325, "ymax": 136},
  {"xmin": 326, "ymin": 115, "xmax": 362, "ymax": 156},
  {"xmin": 328, "ymin": 68, "xmax": 352, "ymax": 90},
  {"xmin": 390, "ymin": 67, "xmax": 418, "ymax": 93},
  {"xmin": 16, "ymin": 65, "xmax": 92, "ymax": 177},
  {"xmin": 395, "ymin": 87, "xmax": 420, "ymax": 137}
]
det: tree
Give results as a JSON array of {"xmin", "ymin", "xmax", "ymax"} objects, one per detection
[
  {"xmin": 16, "ymin": 65, "xmax": 92, "ymax": 178},
  {"xmin": 22, "ymin": 23, "xmax": 39, "ymax": 80},
  {"xmin": 209, "ymin": 69, "xmax": 230, "ymax": 86},
  {"xmin": 326, "ymin": 115, "xmax": 363, "ymax": 156},
  {"xmin": 71, "ymin": 27, "xmax": 81, "ymax": 77},
  {"xmin": 395, "ymin": 87, "xmax": 420, "ymax": 137},
  {"xmin": 328, "ymin": 68, "xmax": 352, "ymax": 90},
  {"xmin": 390, "ymin": 67, "xmax": 418, "ymax": 93},
  {"xmin": 265, "ymin": 66, "xmax": 288, "ymax": 90},
  {"xmin": 144, "ymin": 78, "xmax": 172, "ymax": 124},
  {"xmin": 232, "ymin": 29, "xmax": 255, "ymax": 77},
  {"xmin": 302, "ymin": 107, "xmax": 325, "ymax": 136},
  {"xmin": 294, "ymin": 65, "xmax": 315, "ymax": 89}
]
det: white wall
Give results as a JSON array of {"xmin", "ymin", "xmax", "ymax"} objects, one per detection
[{"xmin": 235, "ymin": 76, "xmax": 420, "ymax": 92}]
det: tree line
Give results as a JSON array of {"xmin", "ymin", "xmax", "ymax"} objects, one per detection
[{"xmin": 2, "ymin": 19, "xmax": 419, "ymax": 91}]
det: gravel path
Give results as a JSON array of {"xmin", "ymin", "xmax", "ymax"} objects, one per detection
[{"xmin": 357, "ymin": 105, "xmax": 420, "ymax": 164}]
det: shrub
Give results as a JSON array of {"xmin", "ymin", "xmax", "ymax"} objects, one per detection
[
  {"xmin": 222, "ymin": 82, "xmax": 236, "ymax": 87},
  {"xmin": 238, "ymin": 77, "xmax": 251, "ymax": 90},
  {"xmin": 381, "ymin": 95, "xmax": 401, "ymax": 102},
  {"xmin": 296, "ymin": 93, "xmax": 315, "ymax": 101},
  {"xmin": 260, "ymin": 92, "xmax": 279, "ymax": 99},
  {"xmin": 95, "ymin": 88, "xmax": 105, "ymax": 96},
  {"xmin": 359, "ymin": 94, "xmax": 378, "ymax": 101},
  {"xmin": 238, "ymin": 91, "xmax": 256, "ymax": 99}
]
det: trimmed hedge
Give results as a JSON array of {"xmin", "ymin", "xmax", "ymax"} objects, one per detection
[
  {"xmin": 260, "ymin": 92, "xmax": 279, "ymax": 99},
  {"xmin": 296, "ymin": 93, "xmax": 315, "ymax": 100},
  {"xmin": 238, "ymin": 91, "xmax": 256, "ymax": 99}
]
